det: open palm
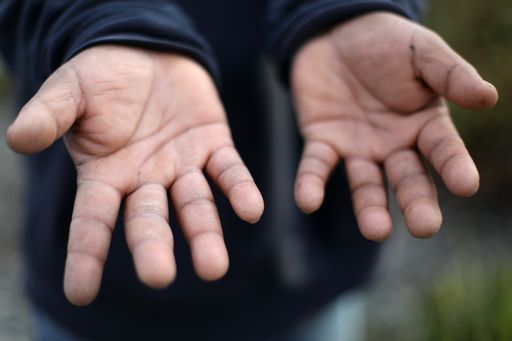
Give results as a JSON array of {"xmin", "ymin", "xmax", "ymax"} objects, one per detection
[
  {"xmin": 292, "ymin": 13, "xmax": 497, "ymax": 240},
  {"xmin": 7, "ymin": 46, "xmax": 264, "ymax": 305}
]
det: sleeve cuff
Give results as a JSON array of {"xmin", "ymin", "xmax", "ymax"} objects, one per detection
[{"xmin": 43, "ymin": 1, "xmax": 221, "ymax": 86}]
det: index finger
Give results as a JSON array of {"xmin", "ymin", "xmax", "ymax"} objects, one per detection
[
  {"xmin": 206, "ymin": 145, "xmax": 264, "ymax": 223},
  {"xmin": 417, "ymin": 111, "xmax": 479, "ymax": 197}
]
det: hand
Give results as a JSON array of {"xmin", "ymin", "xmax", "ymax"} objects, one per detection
[
  {"xmin": 291, "ymin": 13, "xmax": 497, "ymax": 240},
  {"xmin": 6, "ymin": 46, "xmax": 264, "ymax": 305}
]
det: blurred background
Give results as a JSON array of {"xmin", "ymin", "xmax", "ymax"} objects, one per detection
[
  {"xmin": 368, "ymin": 0, "xmax": 512, "ymax": 339},
  {"xmin": 0, "ymin": 0, "xmax": 511, "ymax": 340}
]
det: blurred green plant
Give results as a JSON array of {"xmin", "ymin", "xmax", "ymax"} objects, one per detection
[
  {"xmin": 420, "ymin": 262, "xmax": 512, "ymax": 341},
  {"xmin": 368, "ymin": 260, "xmax": 512, "ymax": 341},
  {"xmin": 426, "ymin": 0, "xmax": 512, "ymax": 202}
]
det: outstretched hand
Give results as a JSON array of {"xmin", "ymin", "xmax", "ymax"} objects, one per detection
[
  {"xmin": 7, "ymin": 46, "xmax": 264, "ymax": 305},
  {"xmin": 292, "ymin": 13, "xmax": 497, "ymax": 240}
]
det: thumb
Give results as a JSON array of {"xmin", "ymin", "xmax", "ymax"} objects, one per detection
[
  {"xmin": 6, "ymin": 65, "xmax": 84, "ymax": 154},
  {"xmin": 413, "ymin": 27, "xmax": 498, "ymax": 110}
]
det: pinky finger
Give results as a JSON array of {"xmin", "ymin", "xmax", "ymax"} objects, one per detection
[
  {"xmin": 206, "ymin": 146, "xmax": 264, "ymax": 223},
  {"xmin": 294, "ymin": 141, "xmax": 338, "ymax": 213}
]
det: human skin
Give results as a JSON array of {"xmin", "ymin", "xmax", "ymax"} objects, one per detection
[
  {"xmin": 292, "ymin": 12, "xmax": 498, "ymax": 240},
  {"xmin": 6, "ymin": 46, "xmax": 264, "ymax": 305},
  {"xmin": 5, "ymin": 12, "xmax": 498, "ymax": 306}
]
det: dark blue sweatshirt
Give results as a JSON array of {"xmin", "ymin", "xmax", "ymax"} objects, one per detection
[{"xmin": 0, "ymin": 1, "xmax": 425, "ymax": 340}]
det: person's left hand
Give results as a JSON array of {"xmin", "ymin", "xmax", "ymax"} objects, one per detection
[{"xmin": 291, "ymin": 12, "xmax": 498, "ymax": 240}]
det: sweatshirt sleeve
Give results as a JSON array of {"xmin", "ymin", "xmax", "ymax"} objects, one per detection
[
  {"xmin": 0, "ymin": 0, "xmax": 220, "ymax": 100},
  {"xmin": 266, "ymin": 0, "xmax": 429, "ymax": 83}
]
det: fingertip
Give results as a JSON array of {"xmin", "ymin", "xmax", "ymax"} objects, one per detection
[
  {"xmin": 5, "ymin": 122, "xmax": 29, "ymax": 153},
  {"xmin": 230, "ymin": 183, "xmax": 264, "ymax": 224},
  {"xmin": 405, "ymin": 201, "xmax": 442, "ymax": 238},
  {"xmin": 483, "ymin": 81, "xmax": 499, "ymax": 109},
  {"xmin": 133, "ymin": 242, "xmax": 176, "ymax": 289},
  {"xmin": 296, "ymin": 195, "xmax": 323, "ymax": 214},
  {"xmin": 5, "ymin": 108, "xmax": 57, "ymax": 154},
  {"xmin": 444, "ymin": 156, "xmax": 480, "ymax": 197},
  {"xmin": 294, "ymin": 178, "xmax": 324, "ymax": 214},
  {"xmin": 63, "ymin": 254, "xmax": 102, "ymax": 306},
  {"xmin": 138, "ymin": 269, "xmax": 176, "ymax": 290},
  {"xmin": 142, "ymin": 273, "xmax": 176, "ymax": 290},
  {"xmin": 452, "ymin": 174, "xmax": 480, "ymax": 197},
  {"xmin": 192, "ymin": 233, "xmax": 229, "ymax": 282},
  {"xmin": 469, "ymin": 80, "xmax": 499, "ymax": 110},
  {"xmin": 5, "ymin": 124, "xmax": 18, "ymax": 151},
  {"xmin": 64, "ymin": 289, "xmax": 95, "ymax": 307},
  {"xmin": 358, "ymin": 207, "xmax": 393, "ymax": 242}
]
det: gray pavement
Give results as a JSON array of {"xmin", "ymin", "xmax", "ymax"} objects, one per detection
[{"xmin": 0, "ymin": 94, "xmax": 31, "ymax": 340}]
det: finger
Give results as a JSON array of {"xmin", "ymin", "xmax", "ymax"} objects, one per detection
[
  {"xmin": 6, "ymin": 64, "xmax": 84, "ymax": 154},
  {"xmin": 413, "ymin": 28, "xmax": 498, "ymax": 110},
  {"xmin": 295, "ymin": 141, "xmax": 339, "ymax": 213},
  {"xmin": 385, "ymin": 150, "xmax": 442, "ymax": 238},
  {"xmin": 417, "ymin": 113, "xmax": 479, "ymax": 197},
  {"xmin": 206, "ymin": 145, "xmax": 264, "ymax": 223},
  {"xmin": 170, "ymin": 168, "xmax": 228, "ymax": 281},
  {"xmin": 125, "ymin": 184, "xmax": 175, "ymax": 288},
  {"xmin": 64, "ymin": 179, "xmax": 121, "ymax": 306},
  {"xmin": 346, "ymin": 157, "xmax": 392, "ymax": 241}
]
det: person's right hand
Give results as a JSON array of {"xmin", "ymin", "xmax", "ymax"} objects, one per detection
[{"xmin": 6, "ymin": 46, "xmax": 264, "ymax": 306}]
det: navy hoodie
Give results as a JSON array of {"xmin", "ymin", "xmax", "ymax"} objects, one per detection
[{"xmin": 0, "ymin": 1, "xmax": 425, "ymax": 340}]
